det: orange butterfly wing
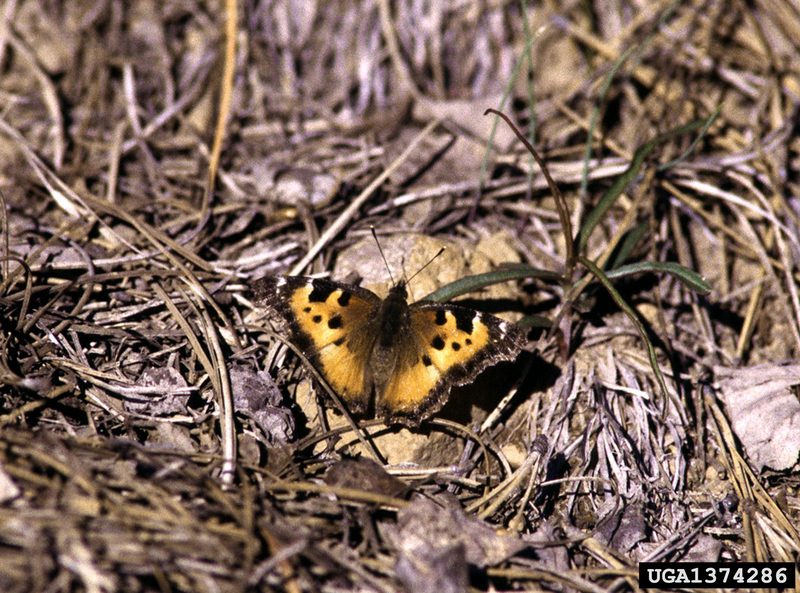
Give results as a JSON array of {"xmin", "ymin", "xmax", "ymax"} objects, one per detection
[
  {"xmin": 255, "ymin": 276, "xmax": 381, "ymax": 413},
  {"xmin": 377, "ymin": 304, "xmax": 525, "ymax": 424}
]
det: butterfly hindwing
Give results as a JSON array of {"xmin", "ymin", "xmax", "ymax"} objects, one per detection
[
  {"xmin": 377, "ymin": 303, "xmax": 526, "ymax": 424},
  {"xmin": 254, "ymin": 275, "xmax": 381, "ymax": 413}
]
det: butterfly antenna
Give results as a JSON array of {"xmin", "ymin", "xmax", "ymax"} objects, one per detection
[
  {"xmin": 400, "ymin": 256, "xmax": 413, "ymax": 298},
  {"xmin": 406, "ymin": 247, "xmax": 446, "ymax": 286},
  {"xmin": 370, "ymin": 226, "xmax": 395, "ymax": 284}
]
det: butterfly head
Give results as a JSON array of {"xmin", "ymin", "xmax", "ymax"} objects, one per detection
[{"xmin": 387, "ymin": 279, "xmax": 409, "ymax": 301}]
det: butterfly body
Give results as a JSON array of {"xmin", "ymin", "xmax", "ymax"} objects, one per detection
[
  {"xmin": 375, "ymin": 282, "xmax": 411, "ymax": 348},
  {"xmin": 255, "ymin": 274, "xmax": 525, "ymax": 426}
]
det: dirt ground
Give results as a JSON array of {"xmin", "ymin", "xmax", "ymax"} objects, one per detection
[{"xmin": 1, "ymin": 1, "xmax": 799, "ymax": 592}]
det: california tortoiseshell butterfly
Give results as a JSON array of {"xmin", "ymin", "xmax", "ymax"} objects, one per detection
[{"xmin": 254, "ymin": 270, "xmax": 526, "ymax": 426}]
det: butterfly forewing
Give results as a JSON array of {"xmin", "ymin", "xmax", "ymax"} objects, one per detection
[
  {"xmin": 377, "ymin": 303, "xmax": 525, "ymax": 424},
  {"xmin": 255, "ymin": 275, "xmax": 381, "ymax": 412}
]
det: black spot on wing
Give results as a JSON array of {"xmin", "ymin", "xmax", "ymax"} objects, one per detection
[
  {"xmin": 452, "ymin": 342, "xmax": 461, "ymax": 351},
  {"xmin": 422, "ymin": 354, "xmax": 433, "ymax": 366},
  {"xmin": 312, "ymin": 315, "xmax": 322, "ymax": 323},
  {"xmin": 452, "ymin": 308, "xmax": 474, "ymax": 334},
  {"xmin": 303, "ymin": 306, "xmax": 311, "ymax": 313},
  {"xmin": 333, "ymin": 336, "xmax": 346, "ymax": 346},
  {"xmin": 337, "ymin": 291, "xmax": 351, "ymax": 306},
  {"xmin": 309, "ymin": 280, "xmax": 336, "ymax": 303},
  {"xmin": 434, "ymin": 310, "xmax": 447, "ymax": 325},
  {"xmin": 465, "ymin": 338, "xmax": 472, "ymax": 345},
  {"xmin": 431, "ymin": 336, "xmax": 445, "ymax": 350},
  {"xmin": 328, "ymin": 315, "xmax": 342, "ymax": 329}
]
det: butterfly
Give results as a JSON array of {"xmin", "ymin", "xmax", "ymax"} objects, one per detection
[{"xmin": 254, "ymin": 273, "xmax": 526, "ymax": 426}]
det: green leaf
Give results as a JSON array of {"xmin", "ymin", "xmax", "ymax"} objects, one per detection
[
  {"xmin": 579, "ymin": 256, "xmax": 670, "ymax": 400},
  {"xmin": 608, "ymin": 222, "xmax": 649, "ymax": 270},
  {"xmin": 658, "ymin": 105, "xmax": 721, "ymax": 171},
  {"xmin": 606, "ymin": 261, "xmax": 711, "ymax": 295},
  {"xmin": 577, "ymin": 116, "xmax": 714, "ymax": 253},
  {"xmin": 421, "ymin": 264, "xmax": 560, "ymax": 303}
]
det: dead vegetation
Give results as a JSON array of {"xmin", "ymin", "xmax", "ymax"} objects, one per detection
[{"xmin": 1, "ymin": 1, "xmax": 799, "ymax": 592}]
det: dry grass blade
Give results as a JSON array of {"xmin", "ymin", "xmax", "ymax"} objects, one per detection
[
  {"xmin": 706, "ymin": 394, "xmax": 800, "ymax": 550},
  {"xmin": 203, "ymin": 0, "xmax": 238, "ymax": 226}
]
